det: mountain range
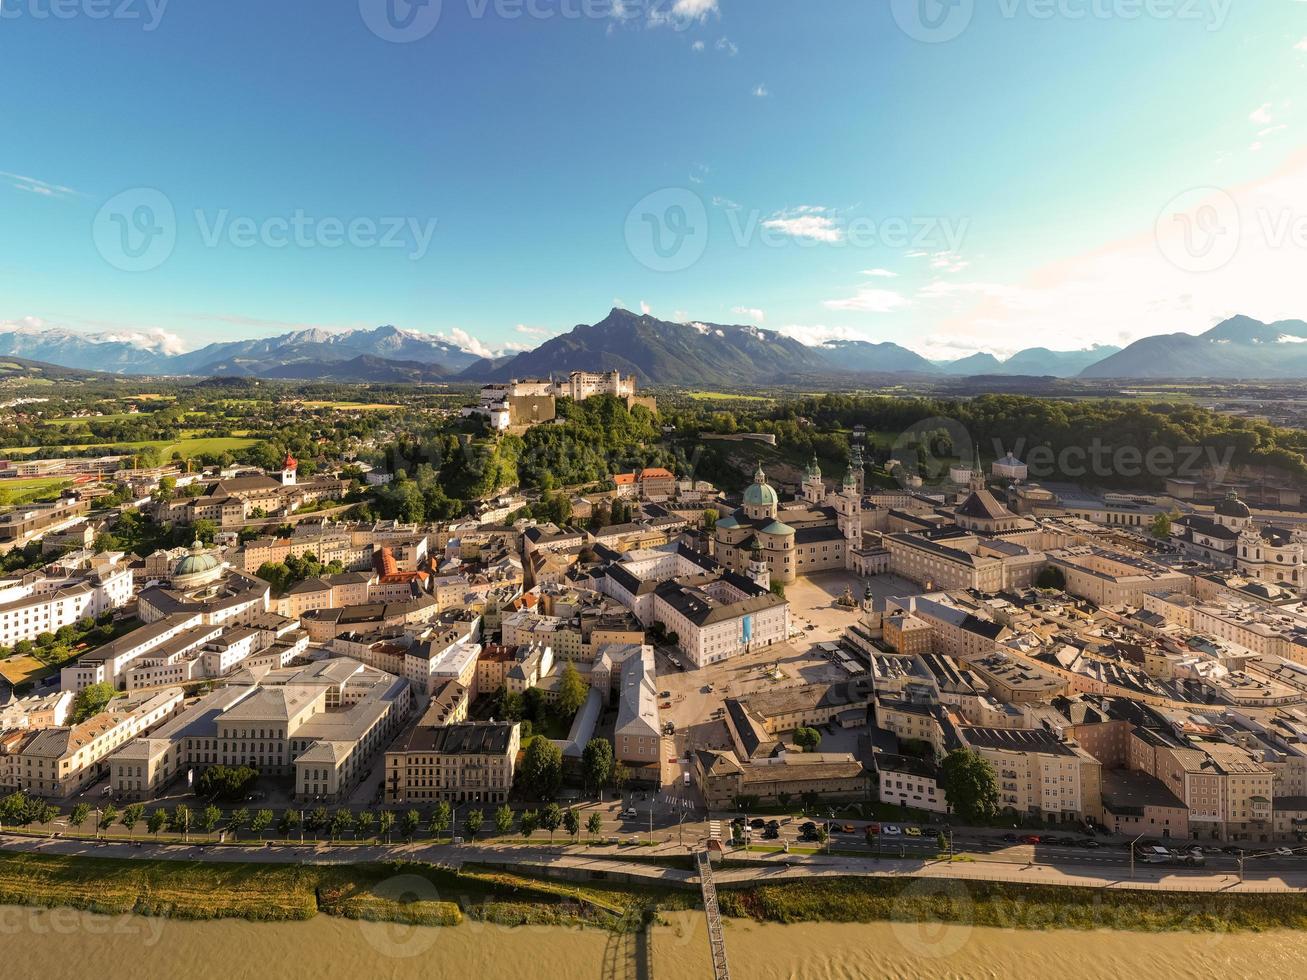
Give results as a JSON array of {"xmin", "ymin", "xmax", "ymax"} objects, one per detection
[{"xmin": 2, "ymin": 312, "xmax": 1304, "ymax": 384}]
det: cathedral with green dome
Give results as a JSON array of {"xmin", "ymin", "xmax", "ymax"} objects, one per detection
[{"xmin": 712, "ymin": 457, "xmax": 866, "ymax": 585}]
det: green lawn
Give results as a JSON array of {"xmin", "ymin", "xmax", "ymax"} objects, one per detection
[
  {"xmin": 0, "ymin": 476, "xmax": 73, "ymax": 505},
  {"xmin": 4, "ymin": 435, "xmax": 261, "ymax": 459}
]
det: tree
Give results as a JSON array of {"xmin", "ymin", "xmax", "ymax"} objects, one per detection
[
  {"xmin": 378, "ymin": 810, "xmax": 395, "ymax": 842},
  {"xmin": 612, "ymin": 763, "xmax": 631, "ymax": 793},
  {"xmin": 72, "ymin": 682, "xmax": 115, "ymax": 723},
  {"xmin": 401, "ymin": 808, "xmax": 421, "ymax": 839},
  {"xmin": 540, "ymin": 803, "xmax": 562, "ymax": 842},
  {"xmin": 430, "ymin": 800, "xmax": 452, "ymax": 841},
  {"xmin": 793, "ymin": 727, "xmax": 822, "ymax": 753},
  {"xmin": 70, "ymin": 802, "xmax": 91, "ymax": 832},
  {"xmin": 171, "ymin": 804, "xmax": 193, "ymax": 840},
  {"xmin": 562, "ymin": 807, "xmax": 580, "ymax": 842},
  {"xmin": 494, "ymin": 804, "xmax": 514, "ymax": 836},
  {"xmin": 1150, "ymin": 511, "xmax": 1175, "ymax": 540},
  {"xmin": 99, "ymin": 804, "xmax": 119, "ymax": 836},
  {"xmin": 305, "ymin": 806, "xmax": 329, "ymax": 840},
  {"xmin": 122, "ymin": 803, "xmax": 145, "ymax": 838},
  {"xmin": 278, "ymin": 809, "xmax": 300, "ymax": 839},
  {"xmin": 355, "ymin": 811, "xmax": 376, "ymax": 840},
  {"xmin": 147, "ymin": 809, "xmax": 168, "ymax": 839},
  {"xmin": 229, "ymin": 808, "xmax": 250, "ymax": 840},
  {"xmin": 199, "ymin": 805, "xmax": 222, "ymax": 836},
  {"xmin": 557, "ymin": 661, "xmax": 589, "ymax": 718},
  {"xmin": 582, "ymin": 738, "xmax": 614, "ymax": 796},
  {"xmin": 940, "ymin": 748, "xmax": 1001, "ymax": 824},
  {"xmin": 464, "ymin": 809, "xmax": 484, "ymax": 838},
  {"xmin": 586, "ymin": 812, "xmax": 603, "ymax": 841},
  {"xmin": 519, "ymin": 809, "xmax": 539, "ymax": 838},
  {"xmin": 1035, "ymin": 565, "xmax": 1066, "ymax": 590},
  {"xmin": 329, "ymin": 808, "xmax": 354, "ymax": 841},
  {"xmin": 197, "ymin": 765, "xmax": 259, "ymax": 802},
  {"xmin": 520, "ymin": 737, "xmax": 563, "ymax": 800},
  {"xmin": 250, "ymin": 809, "xmax": 274, "ymax": 839}
]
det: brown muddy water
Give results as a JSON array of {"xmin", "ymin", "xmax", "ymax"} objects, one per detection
[{"xmin": 2, "ymin": 905, "xmax": 1304, "ymax": 979}]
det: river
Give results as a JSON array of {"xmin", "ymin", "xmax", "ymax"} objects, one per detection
[{"xmin": 3, "ymin": 905, "xmax": 1304, "ymax": 979}]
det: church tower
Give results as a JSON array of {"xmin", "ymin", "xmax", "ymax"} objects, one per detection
[
  {"xmin": 837, "ymin": 457, "xmax": 862, "ymax": 562},
  {"xmin": 969, "ymin": 445, "xmax": 985, "ymax": 494},
  {"xmin": 802, "ymin": 456, "xmax": 824, "ymax": 505},
  {"xmin": 280, "ymin": 452, "xmax": 298, "ymax": 486},
  {"xmin": 747, "ymin": 540, "xmax": 770, "ymax": 592}
]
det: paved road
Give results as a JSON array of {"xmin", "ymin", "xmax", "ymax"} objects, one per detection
[{"xmin": 6, "ymin": 823, "xmax": 1307, "ymax": 894}]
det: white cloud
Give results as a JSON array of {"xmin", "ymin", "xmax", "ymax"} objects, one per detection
[
  {"xmin": 1251, "ymin": 103, "xmax": 1274, "ymax": 125},
  {"xmin": 861, "ymin": 268, "xmax": 898, "ymax": 278},
  {"xmin": 691, "ymin": 40, "xmax": 705, "ymax": 52},
  {"xmin": 906, "ymin": 149, "xmax": 1307, "ymax": 357},
  {"xmin": 0, "ymin": 171, "xmax": 80, "ymax": 199},
  {"xmin": 822, "ymin": 287, "xmax": 909, "ymax": 313},
  {"xmin": 434, "ymin": 327, "xmax": 499, "ymax": 358},
  {"xmin": 711, "ymin": 195, "xmax": 740, "ymax": 210},
  {"xmin": 715, "ymin": 37, "xmax": 738, "ymax": 56},
  {"xmin": 515, "ymin": 323, "xmax": 553, "ymax": 337},
  {"xmin": 640, "ymin": 301, "xmax": 653, "ymax": 315},
  {"xmin": 763, "ymin": 206, "xmax": 843, "ymax": 243},
  {"xmin": 1297, "ymin": 37, "xmax": 1307, "ymax": 52},
  {"xmin": 673, "ymin": 310, "xmax": 690, "ymax": 322},
  {"xmin": 1259, "ymin": 124, "xmax": 1288, "ymax": 138},
  {"xmin": 774, "ymin": 323, "xmax": 871, "ymax": 347},
  {"xmin": 752, "ymin": 83, "xmax": 769, "ymax": 98},
  {"xmin": 929, "ymin": 251, "xmax": 970, "ymax": 273},
  {"xmin": 647, "ymin": 0, "xmax": 719, "ymax": 27},
  {"xmin": 731, "ymin": 305, "xmax": 765, "ymax": 323}
]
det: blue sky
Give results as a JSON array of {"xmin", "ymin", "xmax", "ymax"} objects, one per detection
[{"xmin": 3, "ymin": 0, "xmax": 1306, "ymax": 359}]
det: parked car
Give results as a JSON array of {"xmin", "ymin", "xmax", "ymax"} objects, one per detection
[
  {"xmin": 905, "ymin": 826, "xmax": 922, "ymax": 837},
  {"xmin": 622, "ymin": 807, "xmax": 638, "ymax": 820},
  {"xmin": 1275, "ymin": 847, "xmax": 1294, "ymax": 857},
  {"xmin": 839, "ymin": 824, "xmax": 856, "ymax": 834},
  {"xmin": 921, "ymin": 825, "xmax": 941, "ymax": 836},
  {"xmin": 1019, "ymin": 835, "xmax": 1041, "ymax": 845},
  {"xmin": 1002, "ymin": 832, "xmax": 1018, "ymax": 843},
  {"xmin": 1079, "ymin": 839, "xmax": 1101, "ymax": 849},
  {"xmin": 763, "ymin": 825, "xmax": 780, "ymax": 840},
  {"xmin": 749, "ymin": 818, "xmax": 766, "ymax": 830},
  {"xmin": 882, "ymin": 825, "xmax": 902, "ymax": 836}
]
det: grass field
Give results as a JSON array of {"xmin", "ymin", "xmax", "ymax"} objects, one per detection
[
  {"xmin": 0, "ymin": 853, "xmax": 665, "ymax": 928},
  {"xmin": 0, "ymin": 476, "xmax": 73, "ymax": 504},
  {"xmin": 4, "ymin": 435, "xmax": 261, "ymax": 459},
  {"xmin": 298, "ymin": 401, "xmax": 403, "ymax": 411},
  {"xmin": 686, "ymin": 391, "xmax": 774, "ymax": 402}
]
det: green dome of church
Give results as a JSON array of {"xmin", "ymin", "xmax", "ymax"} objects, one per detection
[
  {"xmin": 742, "ymin": 465, "xmax": 778, "ymax": 507},
  {"xmin": 173, "ymin": 540, "xmax": 221, "ymax": 580}
]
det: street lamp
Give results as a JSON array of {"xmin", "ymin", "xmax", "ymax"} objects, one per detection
[{"xmin": 1129, "ymin": 832, "xmax": 1144, "ymax": 880}]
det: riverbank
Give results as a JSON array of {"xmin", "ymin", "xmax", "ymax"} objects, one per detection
[
  {"xmin": 4, "ymin": 849, "xmax": 1307, "ymax": 936},
  {"xmin": 0, "ymin": 851, "xmax": 684, "ymax": 930}
]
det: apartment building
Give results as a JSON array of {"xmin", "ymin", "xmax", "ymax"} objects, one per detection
[
  {"xmin": 0, "ymin": 564, "xmax": 132, "ymax": 649},
  {"xmin": 16, "ymin": 687, "xmax": 183, "ymax": 798},
  {"xmin": 383, "ymin": 720, "xmax": 521, "ymax": 805},
  {"xmin": 960, "ymin": 725, "xmax": 1103, "ymax": 823}
]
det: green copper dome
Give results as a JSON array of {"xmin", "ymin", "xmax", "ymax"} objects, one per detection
[
  {"xmin": 174, "ymin": 540, "xmax": 220, "ymax": 579},
  {"xmin": 742, "ymin": 465, "xmax": 778, "ymax": 507}
]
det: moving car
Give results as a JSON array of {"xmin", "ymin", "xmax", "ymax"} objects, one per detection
[{"xmin": 621, "ymin": 807, "xmax": 638, "ymax": 820}]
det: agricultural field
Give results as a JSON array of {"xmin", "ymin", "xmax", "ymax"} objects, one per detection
[
  {"xmin": 297, "ymin": 401, "xmax": 403, "ymax": 411},
  {"xmin": 0, "ymin": 476, "xmax": 73, "ymax": 505},
  {"xmin": 4, "ymin": 435, "xmax": 261, "ymax": 459}
]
